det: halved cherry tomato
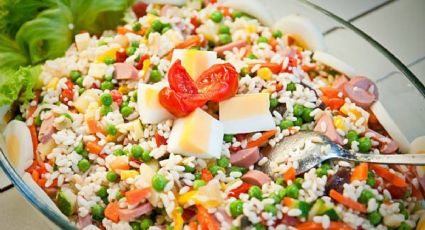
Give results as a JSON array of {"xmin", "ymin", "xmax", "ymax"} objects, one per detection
[
  {"xmin": 321, "ymin": 96, "xmax": 345, "ymax": 110},
  {"xmin": 158, "ymin": 88, "xmax": 208, "ymax": 117},
  {"xmin": 195, "ymin": 63, "xmax": 239, "ymax": 102},
  {"xmin": 168, "ymin": 60, "xmax": 199, "ymax": 94},
  {"xmin": 132, "ymin": 2, "xmax": 148, "ymax": 18},
  {"xmin": 115, "ymin": 49, "xmax": 127, "ymax": 63}
]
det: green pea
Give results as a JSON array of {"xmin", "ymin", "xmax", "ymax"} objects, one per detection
[
  {"xmin": 35, "ymin": 115, "xmax": 42, "ymax": 126},
  {"xmin": 269, "ymin": 192, "xmax": 282, "ymax": 204},
  {"xmin": 367, "ymin": 170, "xmax": 376, "ymax": 187},
  {"xmin": 131, "ymin": 40, "xmax": 139, "ymax": 48},
  {"xmin": 106, "ymin": 171, "xmax": 118, "ymax": 182},
  {"xmin": 278, "ymin": 188, "xmax": 286, "ymax": 198},
  {"xmin": 91, "ymin": 204, "xmax": 105, "ymax": 221},
  {"xmin": 280, "ymin": 119, "xmax": 294, "ymax": 130},
  {"xmin": 230, "ymin": 227, "xmax": 241, "ymax": 230},
  {"xmin": 217, "ymin": 156, "xmax": 230, "ymax": 168},
  {"xmin": 149, "ymin": 69, "xmax": 162, "ymax": 83},
  {"xmin": 264, "ymin": 204, "xmax": 277, "ymax": 216},
  {"xmin": 98, "ymin": 41, "xmax": 107, "ymax": 46},
  {"xmin": 131, "ymin": 145, "xmax": 144, "ymax": 160},
  {"xmin": 247, "ymin": 53, "xmax": 257, "ymax": 59},
  {"xmin": 194, "ymin": 172, "xmax": 201, "ymax": 180},
  {"xmin": 218, "ymin": 33, "xmax": 232, "ymax": 45},
  {"xmin": 401, "ymin": 209, "xmax": 409, "ymax": 220},
  {"xmin": 140, "ymin": 218, "xmax": 153, "ymax": 230},
  {"xmin": 61, "ymin": 113, "xmax": 73, "ymax": 122},
  {"xmin": 295, "ymin": 178, "xmax": 304, "ymax": 188},
  {"xmin": 161, "ymin": 23, "xmax": 172, "ymax": 34},
  {"xmin": 269, "ymin": 98, "xmax": 278, "ymax": 110},
  {"xmin": 152, "ymin": 174, "xmax": 168, "ymax": 192},
  {"xmin": 286, "ymin": 82, "xmax": 296, "ymax": 92},
  {"xmin": 272, "ymin": 30, "xmax": 283, "ymax": 38},
  {"xmin": 254, "ymin": 223, "xmax": 266, "ymax": 230},
  {"xmin": 316, "ymin": 163, "xmax": 330, "ymax": 177},
  {"xmin": 240, "ymin": 67, "xmax": 249, "ymax": 77},
  {"xmin": 302, "ymin": 107, "xmax": 314, "ymax": 123},
  {"xmin": 346, "ymin": 130, "xmax": 359, "ymax": 146},
  {"xmin": 104, "ymin": 57, "xmax": 115, "ymax": 65},
  {"xmin": 248, "ymin": 186, "xmax": 263, "ymax": 200},
  {"xmin": 358, "ymin": 137, "xmax": 372, "ymax": 153},
  {"xmin": 286, "ymin": 184, "xmax": 299, "ymax": 199},
  {"xmin": 78, "ymin": 159, "xmax": 90, "ymax": 172},
  {"xmin": 298, "ymin": 201, "xmax": 311, "ymax": 218},
  {"xmin": 184, "ymin": 165, "xmax": 195, "ymax": 173},
  {"xmin": 398, "ymin": 222, "xmax": 412, "ymax": 230},
  {"xmin": 148, "ymin": 10, "xmax": 158, "ymax": 16},
  {"xmin": 115, "ymin": 192, "xmax": 124, "ymax": 200},
  {"xmin": 100, "ymin": 93, "xmax": 113, "ymax": 106},
  {"xmin": 142, "ymin": 150, "xmax": 151, "ymax": 162},
  {"xmin": 104, "ymin": 74, "xmax": 113, "ymax": 82},
  {"xmin": 145, "ymin": 28, "xmax": 153, "ymax": 38},
  {"xmin": 223, "ymin": 134, "xmax": 234, "ymax": 143},
  {"xmin": 100, "ymin": 81, "xmax": 114, "ymax": 90},
  {"xmin": 193, "ymin": 179, "xmax": 207, "ymax": 189},
  {"xmin": 151, "ymin": 19, "xmax": 163, "ymax": 32},
  {"xmin": 70, "ymin": 70, "xmax": 81, "ymax": 82},
  {"xmin": 358, "ymin": 190, "xmax": 374, "ymax": 204},
  {"xmin": 218, "ymin": 25, "xmax": 230, "ymax": 34},
  {"xmin": 275, "ymin": 178, "xmax": 284, "ymax": 186},
  {"xmin": 257, "ymin": 36, "xmax": 268, "ymax": 44},
  {"xmin": 96, "ymin": 186, "xmax": 108, "ymax": 198},
  {"xmin": 100, "ymin": 105, "xmax": 112, "ymax": 116},
  {"xmin": 294, "ymin": 117, "xmax": 303, "ymax": 126},
  {"xmin": 130, "ymin": 222, "xmax": 140, "ymax": 230},
  {"xmin": 232, "ymin": 11, "xmax": 243, "ymax": 18},
  {"xmin": 113, "ymin": 149, "xmax": 125, "ymax": 156},
  {"xmin": 132, "ymin": 22, "xmax": 142, "ymax": 32},
  {"xmin": 208, "ymin": 165, "xmax": 221, "ymax": 176},
  {"xmin": 228, "ymin": 166, "xmax": 247, "ymax": 174},
  {"xmin": 74, "ymin": 143, "xmax": 85, "ymax": 155},
  {"xmin": 293, "ymin": 104, "xmax": 304, "ymax": 117},
  {"xmin": 75, "ymin": 77, "xmax": 84, "ymax": 87},
  {"xmin": 126, "ymin": 46, "xmax": 137, "ymax": 56},
  {"xmin": 78, "ymin": 88, "xmax": 85, "ymax": 94},
  {"xmin": 368, "ymin": 211, "xmax": 382, "ymax": 226},
  {"xmin": 211, "ymin": 11, "xmax": 223, "ymax": 23},
  {"xmin": 105, "ymin": 124, "xmax": 117, "ymax": 135},
  {"xmin": 120, "ymin": 106, "xmax": 134, "ymax": 117},
  {"xmin": 229, "ymin": 200, "xmax": 243, "ymax": 217}
]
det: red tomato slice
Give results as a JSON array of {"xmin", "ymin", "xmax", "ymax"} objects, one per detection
[
  {"xmin": 195, "ymin": 63, "xmax": 238, "ymax": 102},
  {"xmin": 168, "ymin": 60, "xmax": 199, "ymax": 94},
  {"xmin": 158, "ymin": 88, "xmax": 208, "ymax": 117}
]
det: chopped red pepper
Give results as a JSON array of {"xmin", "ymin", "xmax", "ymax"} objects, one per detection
[
  {"xmin": 60, "ymin": 89, "xmax": 74, "ymax": 106},
  {"xmin": 227, "ymin": 182, "xmax": 251, "ymax": 198},
  {"xmin": 155, "ymin": 132, "xmax": 167, "ymax": 146},
  {"xmin": 132, "ymin": 2, "xmax": 148, "ymax": 18},
  {"xmin": 135, "ymin": 54, "xmax": 150, "ymax": 70},
  {"xmin": 115, "ymin": 49, "xmax": 127, "ymax": 63},
  {"xmin": 110, "ymin": 90, "xmax": 123, "ymax": 106},
  {"xmin": 201, "ymin": 168, "xmax": 214, "ymax": 182}
]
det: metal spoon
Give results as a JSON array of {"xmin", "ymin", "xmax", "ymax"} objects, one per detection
[{"xmin": 259, "ymin": 131, "xmax": 425, "ymax": 177}]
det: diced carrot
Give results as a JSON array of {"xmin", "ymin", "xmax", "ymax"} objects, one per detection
[
  {"xmin": 155, "ymin": 132, "xmax": 167, "ymax": 146},
  {"xmin": 26, "ymin": 160, "xmax": 38, "ymax": 173},
  {"xmin": 269, "ymin": 37, "xmax": 278, "ymax": 51},
  {"xmin": 323, "ymin": 97, "xmax": 345, "ymax": 110},
  {"xmin": 87, "ymin": 118, "xmax": 103, "ymax": 134},
  {"xmin": 246, "ymin": 129, "xmax": 277, "ymax": 148},
  {"xmin": 217, "ymin": 6, "xmax": 231, "ymax": 17},
  {"xmin": 351, "ymin": 163, "xmax": 368, "ymax": 182},
  {"xmin": 370, "ymin": 164, "xmax": 408, "ymax": 188},
  {"xmin": 37, "ymin": 178, "xmax": 47, "ymax": 187},
  {"xmin": 28, "ymin": 124, "xmax": 39, "ymax": 158},
  {"xmin": 275, "ymin": 82, "xmax": 283, "ymax": 92},
  {"xmin": 31, "ymin": 169, "xmax": 40, "ymax": 181},
  {"xmin": 320, "ymin": 87, "xmax": 340, "ymax": 98},
  {"xmin": 125, "ymin": 187, "xmax": 152, "ymax": 205},
  {"xmin": 85, "ymin": 141, "xmax": 103, "ymax": 155},
  {"xmin": 282, "ymin": 197, "xmax": 295, "ymax": 208},
  {"xmin": 165, "ymin": 35, "xmax": 202, "ymax": 60},
  {"xmin": 117, "ymin": 26, "xmax": 134, "ymax": 35},
  {"xmin": 284, "ymin": 167, "xmax": 296, "ymax": 182},
  {"xmin": 329, "ymin": 189, "xmax": 367, "ymax": 213},
  {"xmin": 105, "ymin": 202, "xmax": 120, "ymax": 223},
  {"xmin": 301, "ymin": 64, "xmax": 316, "ymax": 72},
  {"xmin": 189, "ymin": 221, "xmax": 198, "ymax": 230},
  {"xmin": 296, "ymin": 221, "xmax": 354, "ymax": 230},
  {"xmin": 248, "ymin": 63, "xmax": 282, "ymax": 74},
  {"xmin": 109, "ymin": 157, "xmax": 129, "ymax": 172},
  {"xmin": 227, "ymin": 182, "xmax": 251, "ymax": 198},
  {"xmin": 201, "ymin": 168, "xmax": 213, "ymax": 182},
  {"xmin": 196, "ymin": 204, "xmax": 219, "ymax": 230}
]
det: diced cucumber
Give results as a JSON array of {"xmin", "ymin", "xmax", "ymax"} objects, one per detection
[
  {"xmin": 324, "ymin": 208, "xmax": 339, "ymax": 221},
  {"xmin": 56, "ymin": 188, "xmax": 77, "ymax": 216},
  {"xmin": 308, "ymin": 199, "xmax": 327, "ymax": 219},
  {"xmin": 298, "ymin": 201, "xmax": 311, "ymax": 218}
]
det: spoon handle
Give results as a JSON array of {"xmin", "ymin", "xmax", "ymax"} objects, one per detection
[{"xmin": 343, "ymin": 153, "xmax": 425, "ymax": 165}]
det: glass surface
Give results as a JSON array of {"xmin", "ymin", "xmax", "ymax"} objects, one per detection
[{"xmin": 0, "ymin": 0, "xmax": 424, "ymax": 229}]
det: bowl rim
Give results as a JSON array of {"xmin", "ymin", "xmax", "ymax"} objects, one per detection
[{"xmin": 0, "ymin": 1, "xmax": 424, "ymax": 229}]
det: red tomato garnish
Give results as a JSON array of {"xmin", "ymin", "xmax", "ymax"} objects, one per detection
[
  {"xmin": 115, "ymin": 50, "xmax": 127, "ymax": 63},
  {"xmin": 195, "ymin": 63, "xmax": 239, "ymax": 102},
  {"xmin": 60, "ymin": 89, "xmax": 74, "ymax": 106},
  {"xmin": 190, "ymin": 16, "xmax": 201, "ymax": 31},
  {"xmin": 168, "ymin": 60, "xmax": 199, "ymax": 94},
  {"xmin": 135, "ymin": 54, "xmax": 150, "ymax": 70},
  {"xmin": 201, "ymin": 168, "xmax": 214, "ymax": 182},
  {"xmin": 158, "ymin": 88, "xmax": 208, "ymax": 117},
  {"xmin": 132, "ymin": 2, "xmax": 148, "ymax": 18},
  {"xmin": 65, "ymin": 80, "xmax": 74, "ymax": 90},
  {"xmin": 111, "ymin": 90, "xmax": 123, "ymax": 105},
  {"xmin": 227, "ymin": 182, "xmax": 251, "ymax": 198}
]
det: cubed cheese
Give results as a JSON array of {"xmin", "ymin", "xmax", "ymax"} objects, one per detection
[
  {"xmin": 219, "ymin": 93, "xmax": 275, "ymax": 134},
  {"xmin": 74, "ymin": 89, "xmax": 99, "ymax": 113},
  {"xmin": 171, "ymin": 49, "xmax": 217, "ymax": 80},
  {"xmin": 88, "ymin": 63, "xmax": 108, "ymax": 79},
  {"xmin": 137, "ymin": 82, "xmax": 174, "ymax": 124},
  {"xmin": 75, "ymin": 33, "xmax": 90, "ymax": 51},
  {"xmin": 167, "ymin": 108, "xmax": 224, "ymax": 159}
]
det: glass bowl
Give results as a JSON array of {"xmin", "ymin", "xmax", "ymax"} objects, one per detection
[{"xmin": 1, "ymin": 0, "xmax": 424, "ymax": 229}]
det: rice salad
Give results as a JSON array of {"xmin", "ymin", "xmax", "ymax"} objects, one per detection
[{"xmin": 6, "ymin": 1, "xmax": 425, "ymax": 230}]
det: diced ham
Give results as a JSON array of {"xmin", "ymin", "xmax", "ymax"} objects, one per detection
[
  {"xmin": 343, "ymin": 76, "xmax": 378, "ymax": 109},
  {"xmin": 313, "ymin": 113, "xmax": 343, "ymax": 145},
  {"xmin": 214, "ymin": 40, "xmax": 247, "ymax": 57},
  {"xmin": 366, "ymin": 129, "xmax": 398, "ymax": 154},
  {"xmin": 113, "ymin": 63, "xmax": 139, "ymax": 80},
  {"xmin": 331, "ymin": 75, "xmax": 348, "ymax": 90},
  {"xmin": 118, "ymin": 203, "xmax": 153, "ymax": 221},
  {"xmin": 38, "ymin": 114, "xmax": 56, "ymax": 143},
  {"xmin": 241, "ymin": 170, "xmax": 271, "ymax": 186},
  {"xmin": 348, "ymin": 76, "xmax": 379, "ymax": 98},
  {"xmin": 78, "ymin": 214, "xmax": 92, "ymax": 229},
  {"xmin": 230, "ymin": 147, "xmax": 260, "ymax": 167}
]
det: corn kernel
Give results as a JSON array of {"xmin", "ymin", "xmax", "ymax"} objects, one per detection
[
  {"xmin": 141, "ymin": 59, "xmax": 151, "ymax": 80},
  {"xmin": 245, "ymin": 24, "xmax": 257, "ymax": 33},
  {"xmin": 333, "ymin": 115, "xmax": 347, "ymax": 131},
  {"xmin": 46, "ymin": 77, "xmax": 59, "ymax": 89},
  {"xmin": 257, "ymin": 67, "xmax": 273, "ymax": 80},
  {"xmin": 96, "ymin": 47, "xmax": 120, "ymax": 63},
  {"xmin": 177, "ymin": 191, "xmax": 198, "ymax": 205},
  {"xmin": 118, "ymin": 85, "xmax": 130, "ymax": 94},
  {"xmin": 120, "ymin": 170, "xmax": 139, "ymax": 180}
]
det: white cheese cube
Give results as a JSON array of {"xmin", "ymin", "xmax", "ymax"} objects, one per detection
[
  {"xmin": 88, "ymin": 63, "xmax": 108, "ymax": 79},
  {"xmin": 171, "ymin": 49, "xmax": 217, "ymax": 80},
  {"xmin": 137, "ymin": 82, "xmax": 174, "ymax": 124},
  {"xmin": 75, "ymin": 33, "xmax": 91, "ymax": 51}
]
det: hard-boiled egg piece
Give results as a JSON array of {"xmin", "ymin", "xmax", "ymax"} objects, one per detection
[
  {"xmin": 273, "ymin": 14, "xmax": 325, "ymax": 51},
  {"xmin": 222, "ymin": 0, "xmax": 274, "ymax": 27},
  {"xmin": 137, "ymin": 82, "xmax": 174, "ymax": 124},
  {"xmin": 370, "ymin": 100, "xmax": 410, "ymax": 153},
  {"xmin": 313, "ymin": 51, "xmax": 356, "ymax": 77},
  {"xmin": 141, "ymin": 0, "xmax": 185, "ymax": 5},
  {"xmin": 3, "ymin": 120, "xmax": 33, "ymax": 175},
  {"xmin": 410, "ymin": 136, "xmax": 425, "ymax": 154},
  {"xmin": 219, "ymin": 93, "xmax": 275, "ymax": 134},
  {"xmin": 168, "ymin": 108, "xmax": 224, "ymax": 159},
  {"xmin": 171, "ymin": 49, "xmax": 217, "ymax": 80}
]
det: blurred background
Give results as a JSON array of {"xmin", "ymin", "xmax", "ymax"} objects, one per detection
[{"xmin": 0, "ymin": 0, "xmax": 424, "ymax": 229}]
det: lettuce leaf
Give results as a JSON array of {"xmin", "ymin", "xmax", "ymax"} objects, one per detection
[{"xmin": 0, "ymin": 34, "xmax": 28, "ymax": 69}]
